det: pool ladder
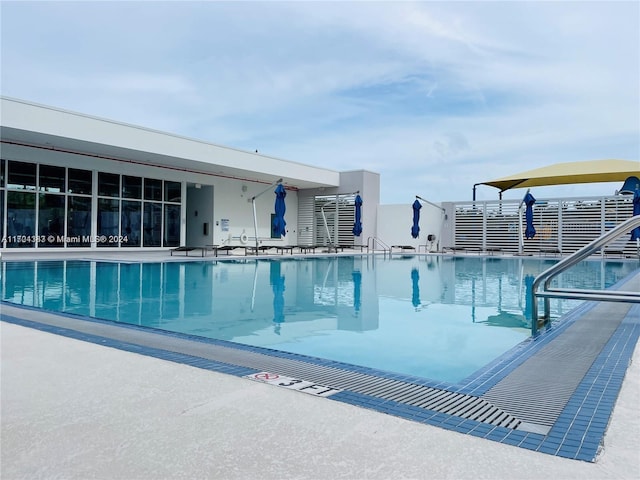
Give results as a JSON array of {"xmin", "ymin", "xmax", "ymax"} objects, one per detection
[
  {"xmin": 531, "ymin": 215, "xmax": 640, "ymax": 335},
  {"xmin": 366, "ymin": 236, "xmax": 391, "ymax": 256}
]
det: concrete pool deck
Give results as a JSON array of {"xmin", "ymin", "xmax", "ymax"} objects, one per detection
[
  {"xmin": 1, "ymin": 251, "xmax": 639, "ymax": 479},
  {"xmin": 1, "ymin": 321, "xmax": 639, "ymax": 480}
]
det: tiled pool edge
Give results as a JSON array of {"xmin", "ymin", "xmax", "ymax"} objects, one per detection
[{"xmin": 2, "ymin": 302, "xmax": 638, "ymax": 463}]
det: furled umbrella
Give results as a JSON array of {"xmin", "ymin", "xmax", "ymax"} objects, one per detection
[
  {"xmin": 272, "ymin": 184, "xmax": 287, "ymax": 237},
  {"xmin": 411, "ymin": 199, "xmax": 422, "ymax": 239},
  {"xmin": 523, "ymin": 274, "xmax": 535, "ymax": 322},
  {"xmin": 270, "ymin": 261, "xmax": 286, "ymax": 328},
  {"xmin": 524, "ymin": 191, "xmax": 536, "ymax": 239},
  {"xmin": 411, "ymin": 267, "xmax": 420, "ymax": 310},
  {"xmin": 631, "ymin": 188, "xmax": 640, "ymax": 241},
  {"xmin": 352, "ymin": 194, "xmax": 363, "ymax": 237}
]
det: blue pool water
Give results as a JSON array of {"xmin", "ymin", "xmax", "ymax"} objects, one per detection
[{"xmin": 1, "ymin": 255, "xmax": 636, "ymax": 383}]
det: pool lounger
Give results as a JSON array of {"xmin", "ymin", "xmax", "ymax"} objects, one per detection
[
  {"xmin": 170, "ymin": 246, "xmax": 206, "ymax": 257},
  {"xmin": 244, "ymin": 245, "xmax": 274, "ymax": 255},
  {"xmin": 206, "ymin": 245, "xmax": 236, "ymax": 257}
]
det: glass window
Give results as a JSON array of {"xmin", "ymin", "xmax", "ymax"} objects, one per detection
[
  {"xmin": 122, "ymin": 176, "xmax": 142, "ymax": 199},
  {"xmin": 164, "ymin": 181, "xmax": 181, "ymax": 203},
  {"xmin": 7, "ymin": 161, "xmax": 37, "ymax": 190},
  {"xmin": 144, "ymin": 178, "xmax": 162, "ymax": 201},
  {"xmin": 38, "ymin": 194, "xmax": 65, "ymax": 247},
  {"xmin": 163, "ymin": 204, "xmax": 181, "ymax": 247},
  {"xmin": 1, "ymin": 159, "xmax": 5, "ymax": 187},
  {"xmin": 143, "ymin": 202, "xmax": 162, "ymax": 247},
  {"xmin": 121, "ymin": 200, "xmax": 141, "ymax": 247},
  {"xmin": 98, "ymin": 172, "xmax": 120, "ymax": 197},
  {"xmin": 6, "ymin": 191, "xmax": 36, "ymax": 248},
  {"xmin": 68, "ymin": 168, "xmax": 92, "ymax": 195},
  {"xmin": 1, "ymin": 191, "xmax": 4, "ymax": 245},
  {"xmin": 97, "ymin": 198, "xmax": 119, "ymax": 246},
  {"xmin": 39, "ymin": 165, "xmax": 66, "ymax": 193},
  {"xmin": 67, "ymin": 196, "xmax": 92, "ymax": 246}
]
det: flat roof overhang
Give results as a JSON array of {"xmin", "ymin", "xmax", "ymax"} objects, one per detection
[{"xmin": 0, "ymin": 97, "xmax": 340, "ymax": 190}]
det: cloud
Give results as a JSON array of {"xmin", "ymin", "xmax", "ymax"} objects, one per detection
[{"xmin": 1, "ymin": 1, "xmax": 637, "ymax": 204}]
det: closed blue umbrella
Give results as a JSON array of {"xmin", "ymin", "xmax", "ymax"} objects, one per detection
[
  {"xmin": 272, "ymin": 184, "xmax": 287, "ymax": 237},
  {"xmin": 524, "ymin": 192, "xmax": 536, "ymax": 239},
  {"xmin": 523, "ymin": 274, "xmax": 534, "ymax": 322},
  {"xmin": 411, "ymin": 199, "xmax": 421, "ymax": 239},
  {"xmin": 411, "ymin": 268, "xmax": 420, "ymax": 310},
  {"xmin": 631, "ymin": 188, "xmax": 640, "ymax": 241},
  {"xmin": 352, "ymin": 194, "xmax": 363, "ymax": 236},
  {"xmin": 270, "ymin": 261, "xmax": 285, "ymax": 327}
]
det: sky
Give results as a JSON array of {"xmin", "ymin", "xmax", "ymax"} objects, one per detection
[{"xmin": 1, "ymin": 0, "xmax": 638, "ymax": 204}]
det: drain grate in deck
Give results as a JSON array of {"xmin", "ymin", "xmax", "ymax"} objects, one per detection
[
  {"xmin": 481, "ymin": 299, "xmax": 634, "ymax": 429},
  {"xmin": 1, "ymin": 303, "xmax": 521, "ymax": 430}
]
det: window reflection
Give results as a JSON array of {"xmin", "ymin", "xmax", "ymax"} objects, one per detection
[
  {"xmin": 38, "ymin": 194, "xmax": 65, "ymax": 247},
  {"xmin": 0, "ymin": 192, "xmax": 4, "ymax": 246},
  {"xmin": 67, "ymin": 196, "xmax": 91, "ymax": 246},
  {"xmin": 164, "ymin": 204, "xmax": 180, "ymax": 247},
  {"xmin": 122, "ymin": 176, "xmax": 142, "ymax": 199},
  {"xmin": 7, "ymin": 161, "xmax": 36, "ymax": 190},
  {"xmin": 97, "ymin": 198, "xmax": 119, "ymax": 246},
  {"xmin": 121, "ymin": 200, "xmax": 141, "ymax": 247},
  {"xmin": 39, "ymin": 165, "xmax": 65, "ymax": 193},
  {"xmin": 68, "ymin": 169, "xmax": 92, "ymax": 195},
  {"xmin": 165, "ymin": 181, "xmax": 181, "ymax": 203},
  {"xmin": 1, "ymin": 162, "xmax": 182, "ymax": 250},
  {"xmin": 6, "ymin": 191, "xmax": 36, "ymax": 248},
  {"xmin": 98, "ymin": 173, "xmax": 120, "ymax": 197},
  {"xmin": 143, "ymin": 202, "xmax": 162, "ymax": 247},
  {"xmin": 145, "ymin": 178, "xmax": 162, "ymax": 201}
]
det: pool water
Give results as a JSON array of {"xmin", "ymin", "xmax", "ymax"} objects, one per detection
[{"xmin": 2, "ymin": 255, "xmax": 636, "ymax": 383}]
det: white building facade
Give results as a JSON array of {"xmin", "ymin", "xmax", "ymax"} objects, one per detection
[{"xmin": 0, "ymin": 97, "xmax": 381, "ymax": 252}]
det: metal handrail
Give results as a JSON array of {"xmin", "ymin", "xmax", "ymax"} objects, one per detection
[
  {"xmin": 531, "ymin": 215, "xmax": 640, "ymax": 335},
  {"xmin": 366, "ymin": 236, "xmax": 390, "ymax": 256}
]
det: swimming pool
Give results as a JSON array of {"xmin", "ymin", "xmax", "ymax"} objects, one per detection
[{"xmin": 1, "ymin": 255, "xmax": 636, "ymax": 384}]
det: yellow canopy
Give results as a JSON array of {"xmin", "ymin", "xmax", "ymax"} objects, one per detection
[{"xmin": 480, "ymin": 159, "xmax": 640, "ymax": 192}]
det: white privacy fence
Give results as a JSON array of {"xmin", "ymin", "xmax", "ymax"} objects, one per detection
[{"xmin": 448, "ymin": 195, "xmax": 638, "ymax": 256}]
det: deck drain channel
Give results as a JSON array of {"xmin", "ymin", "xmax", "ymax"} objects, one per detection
[
  {"xmin": 2, "ymin": 303, "xmax": 522, "ymax": 430},
  {"xmin": 481, "ymin": 299, "xmax": 634, "ymax": 428}
]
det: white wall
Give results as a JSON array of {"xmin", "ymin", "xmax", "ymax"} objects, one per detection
[
  {"xmin": 211, "ymin": 180, "xmax": 299, "ymax": 247},
  {"xmin": 376, "ymin": 202, "xmax": 445, "ymax": 251},
  {"xmin": 339, "ymin": 170, "xmax": 380, "ymax": 243},
  {"xmin": 186, "ymin": 185, "xmax": 213, "ymax": 246}
]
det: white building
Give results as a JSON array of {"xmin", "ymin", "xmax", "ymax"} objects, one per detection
[{"xmin": 1, "ymin": 97, "xmax": 394, "ymax": 252}]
